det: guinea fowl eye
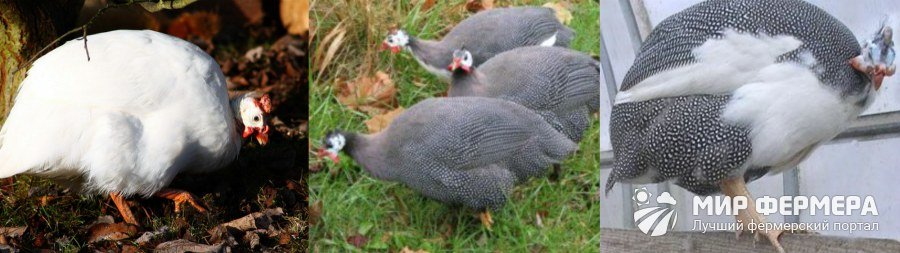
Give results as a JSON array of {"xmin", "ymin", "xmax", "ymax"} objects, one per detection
[{"xmin": 253, "ymin": 116, "xmax": 260, "ymax": 122}]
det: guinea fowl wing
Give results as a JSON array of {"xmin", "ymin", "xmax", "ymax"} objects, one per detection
[{"xmin": 392, "ymin": 98, "xmax": 536, "ymax": 171}]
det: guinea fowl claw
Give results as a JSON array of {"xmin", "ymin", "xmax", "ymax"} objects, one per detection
[
  {"xmin": 721, "ymin": 177, "xmax": 787, "ymax": 252},
  {"xmin": 550, "ymin": 164, "xmax": 562, "ymax": 181},
  {"xmin": 479, "ymin": 211, "xmax": 494, "ymax": 231},
  {"xmin": 756, "ymin": 229, "xmax": 786, "ymax": 253},
  {"xmin": 155, "ymin": 189, "xmax": 208, "ymax": 214},
  {"xmin": 110, "ymin": 192, "xmax": 139, "ymax": 225}
]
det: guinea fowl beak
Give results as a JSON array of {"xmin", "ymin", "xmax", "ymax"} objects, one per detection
[
  {"xmin": 316, "ymin": 148, "xmax": 340, "ymax": 164},
  {"xmin": 242, "ymin": 125, "xmax": 269, "ymax": 145},
  {"xmin": 255, "ymin": 125, "xmax": 269, "ymax": 145},
  {"xmin": 448, "ymin": 59, "xmax": 459, "ymax": 71},
  {"xmin": 381, "ymin": 42, "xmax": 400, "ymax": 54}
]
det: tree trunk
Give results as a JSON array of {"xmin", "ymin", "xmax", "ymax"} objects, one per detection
[{"xmin": 0, "ymin": 0, "xmax": 84, "ymax": 124}]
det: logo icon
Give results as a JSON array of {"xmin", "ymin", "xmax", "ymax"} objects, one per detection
[{"xmin": 632, "ymin": 187, "xmax": 678, "ymax": 236}]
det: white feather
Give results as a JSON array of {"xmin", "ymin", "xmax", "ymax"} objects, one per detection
[
  {"xmin": 539, "ymin": 32, "xmax": 558, "ymax": 47},
  {"xmin": 722, "ymin": 62, "xmax": 867, "ymax": 174},
  {"xmin": 615, "ymin": 30, "xmax": 802, "ymax": 104},
  {"xmin": 0, "ymin": 30, "xmax": 241, "ymax": 197}
]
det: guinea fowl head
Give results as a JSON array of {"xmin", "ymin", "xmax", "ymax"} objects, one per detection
[
  {"xmin": 851, "ymin": 25, "xmax": 896, "ymax": 90},
  {"xmin": 381, "ymin": 29, "xmax": 410, "ymax": 54},
  {"xmin": 232, "ymin": 92, "xmax": 273, "ymax": 145},
  {"xmin": 448, "ymin": 48, "xmax": 473, "ymax": 73},
  {"xmin": 317, "ymin": 130, "xmax": 347, "ymax": 164}
]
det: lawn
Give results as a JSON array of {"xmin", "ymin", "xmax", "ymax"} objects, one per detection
[{"xmin": 308, "ymin": 0, "xmax": 600, "ymax": 251}]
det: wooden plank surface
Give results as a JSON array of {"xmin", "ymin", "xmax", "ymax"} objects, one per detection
[{"xmin": 600, "ymin": 228, "xmax": 900, "ymax": 253}]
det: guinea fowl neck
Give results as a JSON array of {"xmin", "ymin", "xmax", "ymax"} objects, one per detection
[
  {"xmin": 342, "ymin": 131, "xmax": 396, "ymax": 181},
  {"xmin": 229, "ymin": 95, "xmax": 245, "ymax": 122},
  {"xmin": 408, "ymin": 38, "xmax": 452, "ymax": 68},
  {"xmin": 449, "ymin": 69, "xmax": 485, "ymax": 96}
]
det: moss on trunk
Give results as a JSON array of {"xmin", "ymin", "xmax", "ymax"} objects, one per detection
[{"xmin": 0, "ymin": 0, "xmax": 83, "ymax": 124}]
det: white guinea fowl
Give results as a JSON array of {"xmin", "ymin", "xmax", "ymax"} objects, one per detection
[{"xmin": 0, "ymin": 30, "xmax": 272, "ymax": 225}]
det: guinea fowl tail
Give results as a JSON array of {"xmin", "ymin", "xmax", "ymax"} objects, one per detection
[
  {"xmin": 556, "ymin": 25, "xmax": 575, "ymax": 47},
  {"xmin": 604, "ymin": 173, "xmax": 618, "ymax": 196},
  {"xmin": 544, "ymin": 131, "xmax": 578, "ymax": 161},
  {"xmin": 507, "ymin": 127, "xmax": 577, "ymax": 182}
]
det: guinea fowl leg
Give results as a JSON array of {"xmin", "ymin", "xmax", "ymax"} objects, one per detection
[
  {"xmin": 109, "ymin": 192, "xmax": 139, "ymax": 225},
  {"xmin": 720, "ymin": 177, "xmax": 785, "ymax": 253},
  {"xmin": 479, "ymin": 210, "xmax": 494, "ymax": 231},
  {"xmin": 154, "ymin": 188, "xmax": 208, "ymax": 213},
  {"xmin": 549, "ymin": 164, "xmax": 562, "ymax": 181}
]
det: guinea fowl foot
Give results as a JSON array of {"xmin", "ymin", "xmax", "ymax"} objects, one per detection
[
  {"xmin": 549, "ymin": 164, "xmax": 562, "ymax": 181},
  {"xmin": 154, "ymin": 188, "xmax": 208, "ymax": 214},
  {"xmin": 109, "ymin": 192, "xmax": 139, "ymax": 225},
  {"xmin": 720, "ymin": 177, "xmax": 785, "ymax": 253},
  {"xmin": 479, "ymin": 211, "xmax": 494, "ymax": 231}
]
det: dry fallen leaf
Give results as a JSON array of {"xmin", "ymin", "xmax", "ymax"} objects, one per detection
[
  {"xmin": 542, "ymin": 2, "xmax": 573, "ymax": 25},
  {"xmin": 0, "ymin": 226, "xmax": 26, "ymax": 238},
  {"xmin": 245, "ymin": 46, "xmax": 265, "ymax": 62},
  {"xmin": 166, "ymin": 11, "xmax": 221, "ymax": 51},
  {"xmin": 87, "ymin": 222, "xmax": 138, "ymax": 243},
  {"xmin": 210, "ymin": 208, "xmax": 284, "ymax": 235},
  {"xmin": 155, "ymin": 239, "xmax": 223, "ymax": 253},
  {"xmin": 308, "ymin": 200, "xmax": 323, "ymax": 226},
  {"xmin": 231, "ymin": 0, "xmax": 265, "ymax": 25},
  {"xmin": 139, "ymin": 0, "xmax": 198, "ymax": 12},
  {"xmin": 465, "ymin": 0, "xmax": 494, "ymax": 13},
  {"xmin": 135, "ymin": 226, "xmax": 169, "ymax": 245},
  {"xmin": 536, "ymin": 210, "xmax": 549, "ymax": 228},
  {"xmin": 336, "ymin": 71, "xmax": 397, "ymax": 115},
  {"xmin": 400, "ymin": 246, "xmax": 430, "ymax": 253},
  {"xmin": 280, "ymin": 0, "xmax": 310, "ymax": 36},
  {"xmin": 420, "ymin": 0, "xmax": 436, "ymax": 11},
  {"xmin": 364, "ymin": 107, "xmax": 405, "ymax": 133},
  {"xmin": 346, "ymin": 234, "xmax": 369, "ymax": 248}
]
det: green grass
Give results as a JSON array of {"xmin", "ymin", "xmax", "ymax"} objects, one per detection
[{"xmin": 309, "ymin": 0, "xmax": 600, "ymax": 251}]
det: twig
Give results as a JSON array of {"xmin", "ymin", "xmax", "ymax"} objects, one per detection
[{"xmin": 11, "ymin": 0, "xmax": 158, "ymax": 75}]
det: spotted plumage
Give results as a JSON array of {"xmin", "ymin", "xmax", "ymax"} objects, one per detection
[
  {"xmin": 607, "ymin": 0, "xmax": 877, "ymax": 195},
  {"xmin": 323, "ymin": 97, "xmax": 576, "ymax": 210}
]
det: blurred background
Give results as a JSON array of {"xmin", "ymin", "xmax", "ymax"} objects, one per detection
[{"xmin": 0, "ymin": 0, "xmax": 308, "ymax": 251}]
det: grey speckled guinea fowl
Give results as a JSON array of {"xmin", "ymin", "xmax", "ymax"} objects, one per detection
[
  {"xmin": 382, "ymin": 7, "xmax": 574, "ymax": 80},
  {"xmin": 606, "ymin": 0, "xmax": 895, "ymax": 251},
  {"xmin": 447, "ymin": 46, "xmax": 600, "ymax": 142},
  {"xmin": 317, "ymin": 97, "xmax": 577, "ymax": 229}
]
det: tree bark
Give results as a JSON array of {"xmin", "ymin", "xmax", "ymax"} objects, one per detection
[{"xmin": 0, "ymin": 0, "xmax": 84, "ymax": 124}]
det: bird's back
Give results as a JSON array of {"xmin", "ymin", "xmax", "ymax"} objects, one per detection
[
  {"xmin": 444, "ymin": 7, "xmax": 571, "ymax": 65},
  {"xmin": 622, "ymin": 0, "xmax": 865, "ymax": 93},
  {"xmin": 477, "ymin": 46, "xmax": 600, "ymax": 113}
]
